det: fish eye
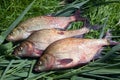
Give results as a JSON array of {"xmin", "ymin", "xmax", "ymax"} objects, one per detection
[
  {"xmin": 10, "ymin": 32, "xmax": 13, "ymax": 35},
  {"xmin": 10, "ymin": 31, "xmax": 16, "ymax": 35},
  {"xmin": 38, "ymin": 61, "xmax": 43, "ymax": 66},
  {"xmin": 39, "ymin": 61, "xmax": 42, "ymax": 64},
  {"xmin": 18, "ymin": 47, "xmax": 23, "ymax": 51},
  {"xmin": 16, "ymin": 27, "xmax": 22, "ymax": 31}
]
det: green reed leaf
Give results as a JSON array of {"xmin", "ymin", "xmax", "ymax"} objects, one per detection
[
  {"xmin": 0, "ymin": 60, "xmax": 14, "ymax": 80},
  {"xmin": 54, "ymin": 0, "xmax": 89, "ymax": 16}
]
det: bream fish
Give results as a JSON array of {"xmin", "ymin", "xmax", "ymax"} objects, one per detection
[
  {"xmin": 6, "ymin": 10, "xmax": 86, "ymax": 41},
  {"xmin": 34, "ymin": 32, "xmax": 119, "ymax": 72}
]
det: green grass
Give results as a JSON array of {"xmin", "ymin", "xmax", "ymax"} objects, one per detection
[{"xmin": 0, "ymin": 0, "xmax": 120, "ymax": 80}]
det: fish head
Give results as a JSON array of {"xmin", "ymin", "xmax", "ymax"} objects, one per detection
[
  {"xmin": 34, "ymin": 54, "xmax": 55, "ymax": 72},
  {"xmin": 6, "ymin": 28, "xmax": 31, "ymax": 41},
  {"xmin": 13, "ymin": 41, "xmax": 36, "ymax": 57},
  {"xmin": 6, "ymin": 28, "xmax": 23, "ymax": 41},
  {"xmin": 34, "ymin": 57, "xmax": 48, "ymax": 72}
]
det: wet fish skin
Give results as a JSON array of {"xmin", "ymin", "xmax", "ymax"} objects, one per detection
[
  {"xmin": 13, "ymin": 26, "xmax": 90, "ymax": 58},
  {"xmin": 34, "ymin": 37, "xmax": 118, "ymax": 72},
  {"xmin": 6, "ymin": 10, "xmax": 85, "ymax": 41}
]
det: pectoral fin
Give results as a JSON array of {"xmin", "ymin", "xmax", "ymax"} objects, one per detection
[
  {"xmin": 58, "ymin": 58, "xmax": 73, "ymax": 65},
  {"xmin": 33, "ymin": 48, "xmax": 44, "ymax": 57}
]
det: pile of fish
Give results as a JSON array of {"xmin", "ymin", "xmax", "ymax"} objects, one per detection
[{"xmin": 6, "ymin": 10, "xmax": 119, "ymax": 72}]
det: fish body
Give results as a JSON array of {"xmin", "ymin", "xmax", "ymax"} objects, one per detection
[
  {"xmin": 7, "ymin": 11, "xmax": 85, "ymax": 41},
  {"xmin": 34, "ymin": 37, "xmax": 118, "ymax": 72},
  {"xmin": 13, "ymin": 27, "xmax": 90, "ymax": 57}
]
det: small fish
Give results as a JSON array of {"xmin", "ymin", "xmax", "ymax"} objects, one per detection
[
  {"xmin": 6, "ymin": 10, "xmax": 86, "ymax": 41},
  {"xmin": 13, "ymin": 26, "xmax": 90, "ymax": 57},
  {"xmin": 34, "ymin": 32, "xmax": 119, "ymax": 72}
]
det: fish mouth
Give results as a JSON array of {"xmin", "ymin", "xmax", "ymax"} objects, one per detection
[
  {"xmin": 6, "ymin": 35, "xmax": 15, "ymax": 41},
  {"xmin": 34, "ymin": 64, "xmax": 45, "ymax": 72},
  {"xmin": 34, "ymin": 66, "xmax": 40, "ymax": 72},
  {"xmin": 13, "ymin": 47, "xmax": 21, "ymax": 57}
]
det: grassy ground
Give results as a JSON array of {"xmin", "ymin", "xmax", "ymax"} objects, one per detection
[{"xmin": 0, "ymin": 0, "xmax": 120, "ymax": 80}]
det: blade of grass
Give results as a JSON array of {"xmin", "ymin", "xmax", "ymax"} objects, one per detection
[
  {"xmin": 33, "ymin": 71, "xmax": 55, "ymax": 80},
  {"xmin": 5, "ymin": 76, "xmax": 23, "ymax": 80},
  {"xmin": 0, "ymin": 60, "xmax": 32, "ymax": 68},
  {"xmin": 9, "ymin": 72, "xmax": 28, "ymax": 77},
  {"xmin": 71, "ymin": 75, "xmax": 94, "ymax": 80},
  {"xmin": 81, "ymin": 73, "xmax": 119, "ymax": 80},
  {"xmin": 0, "ymin": 0, "xmax": 36, "ymax": 44},
  {"xmin": 53, "ymin": 62, "xmax": 120, "ymax": 79},
  {"xmin": 107, "ymin": 36, "xmax": 120, "ymax": 38},
  {"xmin": 25, "ymin": 71, "xmax": 55, "ymax": 80},
  {"xmin": 99, "ymin": 16, "xmax": 108, "ymax": 39},
  {"xmin": 83, "ymin": 1, "xmax": 120, "ymax": 10},
  {"xmin": 27, "ymin": 60, "xmax": 36, "ymax": 78},
  {"xmin": 0, "ymin": 60, "xmax": 14, "ymax": 80},
  {"xmin": 87, "ymin": 62, "xmax": 108, "ymax": 67},
  {"xmin": 0, "ymin": 60, "xmax": 29, "ymax": 64},
  {"xmin": 55, "ymin": 0, "xmax": 89, "ymax": 16},
  {"xmin": 88, "ymin": 68, "xmax": 120, "ymax": 75},
  {"xmin": 80, "ymin": 62, "xmax": 120, "ymax": 73}
]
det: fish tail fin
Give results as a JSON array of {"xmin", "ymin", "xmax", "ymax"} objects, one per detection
[
  {"xmin": 103, "ymin": 30, "xmax": 112, "ymax": 40},
  {"xmin": 73, "ymin": 10, "xmax": 86, "ymax": 22},
  {"xmin": 68, "ymin": 9, "xmax": 98, "ymax": 31},
  {"xmin": 109, "ymin": 40, "xmax": 120, "ymax": 45},
  {"xmin": 70, "ymin": 10, "xmax": 87, "ymax": 22},
  {"xmin": 72, "ymin": 10, "xmax": 101, "ymax": 30},
  {"xmin": 103, "ymin": 30, "xmax": 120, "ymax": 45},
  {"xmin": 82, "ymin": 18, "xmax": 101, "ymax": 30}
]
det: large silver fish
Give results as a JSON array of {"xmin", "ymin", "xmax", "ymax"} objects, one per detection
[
  {"xmin": 34, "ymin": 32, "xmax": 119, "ymax": 72},
  {"xmin": 6, "ymin": 10, "xmax": 86, "ymax": 41}
]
